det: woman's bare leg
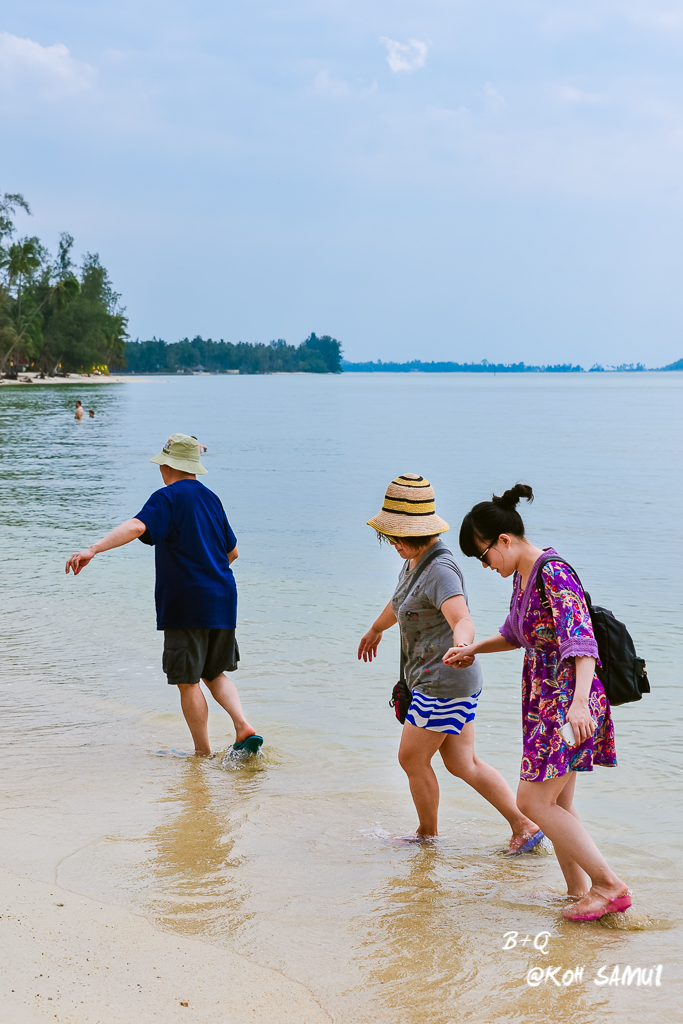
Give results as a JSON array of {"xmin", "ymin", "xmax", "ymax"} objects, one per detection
[
  {"xmin": 517, "ymin": 775, "xmax": 626, "ymax": 899},
  {"xmin": 397, "ymin": 723, "xmax": 446, "ymax": 836},
  {"xmin": 439, "ymin": 723, "xmax": 539, "ymax": 847},
  {"xmin": 551, "ymin": 773, "xmax": 590, "ymax": 896}
]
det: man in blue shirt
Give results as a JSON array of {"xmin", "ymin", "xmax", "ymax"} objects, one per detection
[{"xmin": 65, "ymin": 433, "xmax": 263, "ymax": 757}]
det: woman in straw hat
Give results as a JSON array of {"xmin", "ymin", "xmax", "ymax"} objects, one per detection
[{"xmin": 358, "ymin": 474, "xmax": 543, "ymax": 851}]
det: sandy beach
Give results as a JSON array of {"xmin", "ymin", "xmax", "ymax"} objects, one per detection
[
  {"xmin": 0, "ymin": 866, "xmax": 331, "ymax": 1024},
  {"xmin": 0, "ymin": 373, "xmax": 130, "ymax": 386}
]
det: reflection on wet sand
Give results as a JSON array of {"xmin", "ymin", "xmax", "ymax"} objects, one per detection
[
  {"xmin": 351, "ymin": 843, "xmax": 675, "ymax": 1024},
  {"xmin": 55, "ymin": 751, "xmax": 272, "ymax": 949},
  {"xmin": 355, "ymin": 844, "xmax": 477, "ymax": 1021},
  {"xmin": 142, "ymin": 759, "xmax": 262, "ymax": 938},
  {"xmin": 353, "ymin": 844, "xmax": 542, "ymax": 1024}
]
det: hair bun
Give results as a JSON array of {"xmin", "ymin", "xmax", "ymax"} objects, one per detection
[{"xmin": 492, "ymin": 483, "xmax": 534, "ymax": 510}]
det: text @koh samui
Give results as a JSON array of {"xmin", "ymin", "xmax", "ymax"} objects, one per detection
[{"xmin": 502, "ymin": 933, "xmax": 663, "ymax": 988}]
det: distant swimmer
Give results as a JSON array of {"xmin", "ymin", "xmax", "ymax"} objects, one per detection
[
  {"xmin": 74, "ymin": 401, "xmax": 84, "ymax": 420},
  {"xmin": 88, "ymin": 409, "xmax": 95, "ymax": 418},
  {"xmin": 65, "ymin": 433, "xmax": 262, "ymax": 758}
]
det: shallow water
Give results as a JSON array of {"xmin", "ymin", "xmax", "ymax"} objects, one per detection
[{"xmin": 1, "ymin": 372, "xmax": 682, "ymax": 1021}]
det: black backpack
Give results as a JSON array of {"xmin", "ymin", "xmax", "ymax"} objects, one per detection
[{"xmin": 535, "ymin": 556, "xmax": 650, "ymax": 707}]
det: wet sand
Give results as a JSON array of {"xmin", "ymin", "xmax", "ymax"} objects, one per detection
[{"xmin": 0, "ymin": 865, "xmax": 330, "ymax": 1024}]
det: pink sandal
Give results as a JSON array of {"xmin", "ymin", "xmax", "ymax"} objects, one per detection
[{"xmin": 562, "ymin": 889, "xmax": 631, "ymax": 921}]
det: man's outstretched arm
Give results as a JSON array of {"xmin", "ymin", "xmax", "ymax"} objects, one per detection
[{"xmin": 65, "ymin": 519, "xmax": 147, "ymax": 576}]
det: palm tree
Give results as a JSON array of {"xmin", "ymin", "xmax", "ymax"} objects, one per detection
[
  {"xmin": 0, "ymin": 193, "xmax": 30, "ymax": 246},
  {"xmin": 0, "ymin": 237, "xmax": 44, "ymax": 371},
  {"xmin": 0, "ymin": 243, "xmax": 79, "ymax": 373},
  {"xmin": 1, "ymin": 237, "xmax": 43, "ymax": 322}
]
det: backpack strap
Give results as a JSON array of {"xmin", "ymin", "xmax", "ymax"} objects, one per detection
[
  {"xmin": 535, "ymin": 555, "xmax": 589, "ymax": 610},
  {"xmin": 399, "ymin": 545, "xmax": 444, "ymax": 684},
  {"xmin": 402, "ymin": 544, "xmax": 444, "ymax": 596}
]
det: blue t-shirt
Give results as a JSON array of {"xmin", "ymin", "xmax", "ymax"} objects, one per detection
[{"xmin": 135, "ymin": 479, "xmax": 238, "ymax": 630}]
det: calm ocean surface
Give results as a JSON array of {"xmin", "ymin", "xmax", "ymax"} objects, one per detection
[{"xmin": 1, "ymin": 372, "xmax": 681, "ymax": 1022}]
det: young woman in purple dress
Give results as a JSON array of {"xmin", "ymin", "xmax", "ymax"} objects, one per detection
[{"xmin": 444, "ymin": 484, "xmax": 631, "ymax": 922}]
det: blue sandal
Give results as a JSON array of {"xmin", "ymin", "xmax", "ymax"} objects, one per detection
[
  {"xmin": 508, "ymin": 829, "xmax": 545, "ymax": 855},
  {"xmin": 232, "ymin": 735, "xmax": 264, "ymax": 754}
]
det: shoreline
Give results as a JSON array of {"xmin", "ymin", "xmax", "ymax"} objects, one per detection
[
  {"xmin": 4, "ymin": 370, "xmax": 679, "ymax": 386},
  {"xmin": 0, "ymin": 864, "xmax": 331, "ymax": 1024},
  {"xmin": 0, "ymin": 373, "xmax": 130, "ymax": 387}
]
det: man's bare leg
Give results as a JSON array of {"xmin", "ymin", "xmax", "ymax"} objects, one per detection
[
  {"xmin": 203, "ymin": 673, "xmax": 256, "ymax": 745},
  {"xmin": 177, "ymin": 683, "xmax": 212, "ymax": 756}
]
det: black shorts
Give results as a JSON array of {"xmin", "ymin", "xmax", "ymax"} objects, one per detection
[{"xmin": 162, "ymin": 628, "xmax": 240, "ymax": 685}]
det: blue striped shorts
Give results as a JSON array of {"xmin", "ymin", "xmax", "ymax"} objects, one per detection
[{"xmin": 405, "ymin": 689, "xmax": 482, "ymax": 734}]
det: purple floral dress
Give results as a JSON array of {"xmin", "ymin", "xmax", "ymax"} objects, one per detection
[{"xmin": 499, "ymin": 548, "xmax": 617, "ymax": 782}]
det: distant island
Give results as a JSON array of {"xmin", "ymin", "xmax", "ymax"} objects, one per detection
[
  {"xmin": 342, "ymin": 357, "xmax": 683, "ymax": 373},
  {"xmin": 119, "ymin": 341, "xmax": 683, "ymax": 376},
  {"xmin": 2, "ymin": 191, "xmax": 682, "ymax": 378},
  {"xmin": 120, "ymin": 335, "xmax": 343, "ymax": 374}
]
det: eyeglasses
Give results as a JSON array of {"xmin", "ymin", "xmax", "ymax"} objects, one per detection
[{"xmin": 477, "ymin": 538, "xmax": 498, "ymax": 564}]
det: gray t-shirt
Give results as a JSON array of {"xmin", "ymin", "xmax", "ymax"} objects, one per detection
[{"xmin": 390, "ymin": 540, "xmax": 483, "ymax": 700}]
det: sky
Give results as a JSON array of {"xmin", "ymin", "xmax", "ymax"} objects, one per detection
[{"xmin": 2, "ymin": 1, "xmax": 683, "ymax": 366}]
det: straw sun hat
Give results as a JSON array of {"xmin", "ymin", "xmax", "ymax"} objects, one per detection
[
  {"xmin": 150, "ymin": 433, "xmax": 208, "ymax": 475},
  {"xmin": 367, "ymin": 474, "xmax": 449, "ymax": 538}
]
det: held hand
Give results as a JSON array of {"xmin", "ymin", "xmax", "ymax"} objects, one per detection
[
  {"xmin": 65, "ymin": 547, "xmax": 95, "ymax": 575},
  {"xmin": 443, "ymin": 643, "xmax": 476, "ymax": 667},
  {"xmin": 358, "ymin": 629, "xmax": 383, "ymax": 663},
  {"xmin": 566, "ymin": 701, "xmax": 596, "ymax": 746}
]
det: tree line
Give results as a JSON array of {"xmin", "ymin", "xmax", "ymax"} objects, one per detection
[
  {"xmin": 0, "ymin": 192, "xmax": 128, "ymax": 376},
  {"xmin": 0, "ymin": 191, "xmax": 343, "ymax": 377},
  {"xmin": 119, "ymin": 334, "xmax": 343, "ymax": 374},
  {"xmin": 341, "ymin": 358, "xmax": 652, "ymax": 373},
  {"xmin": 3, "ymin": 190, "xmax": 678, "ymax": 378}
]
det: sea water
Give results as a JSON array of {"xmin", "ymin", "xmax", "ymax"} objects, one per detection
[{"xmin": 0, "ymin": 372, "xmax": 681, "ymax": 1022}]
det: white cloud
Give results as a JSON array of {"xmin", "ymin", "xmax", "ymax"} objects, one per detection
[
  {"xmin": 0, "ymin": 32, "xmax": 94, "ymax": 99},
  {"xmin": 629, "ymin": 7, "xmax": 683, "ymax": 29},
  {"xmin": 483, "ymin": 82, "xmax": 506, "ymax": 114},
  {"xmin": 314, "ymin": 70, "xmax": 350, "ymax": 98},
  {"xmin": 558, "ymin": 85, "xmax": 605, "ymax": 105},
  {"xmin": 418, "ymin": 96, "xmax": 683, "ymax": 201},
  {"xmin": 380, "ymin": 38, "xmax": 428, "ymax": 74}
]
